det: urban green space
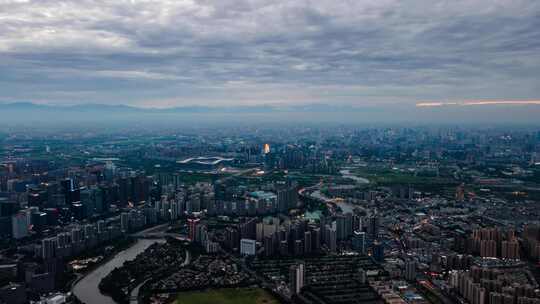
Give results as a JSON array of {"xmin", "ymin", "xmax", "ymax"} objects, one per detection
[
  {"xmin": 175, "ymin": 288, "xmax": 280, "ymax": 304},
  {"xmin": 351, "ymin": 166, "xmax": 455, "ymax": 186}
]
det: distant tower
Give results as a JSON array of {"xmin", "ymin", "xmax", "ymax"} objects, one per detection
[{"xmin": 263, "ymin": 143, "xmax": 270, "ymax": 154}]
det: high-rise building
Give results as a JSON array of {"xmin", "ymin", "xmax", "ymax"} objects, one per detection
[
  {"xmin": 80, "ymin": 188, "xmax": 95, "ymax": 218},
  {"xmin": 170, "ymin": 201, "xmax": 178, "ymax": 220},
  {"xmin": 294, "ymin": 239, "xmax": 303, "ymax": 256},
  {"xmin": 264, "ymin": 235, "xmax": 274, "ymax": 257},
  {"xmin": 71, "ymin": 226, "xmax": 84, "ymax": 244},
  {"xmin": 289, "ymin": 263, "xmax": 305, "ymax": 294},
  {"xmin": 372, "ymin": 241, "xmax": 384, "ymax": 262},
  {"xmin": 324, "ymin": 224, "xmax": 337, "ymax": 253},
  {"xmin": 41, "ymin": 237, "xmax": 57, "ymax": 260},
  {"xmin": 120, "ymin": 212, "xmax": 129, "ymax": 232},
  {"xmin": 188, "ymin": 218, "xmax": 201, "ymax": 241},
  {"xmin": 304, "ymin": 231, "xmax": 312, "ymax": 254},
  {"xmin": 358, "ymin": 268, "xmax": 367, "ymax": 285},
  {"xmin": 240, "ymin": 238, "xmax": 256, "ymax": 256},
  {"xmin": 11, "ymin": 211, "xmax": 29, "ymax": 239},
  {"xmin": 367, "ymin": 215, "xmax": 379, "ymax": 240},
  {"xmin": 352, "ymin": 231, "xmax": 366, "ymax": 254},
  {"xmin": 276, "ymin": 183, "xmax": 298, "ymax": 212},
  {"xmin": 97, "ymin": 220, "xmax": 106, "ymax": 234},
  {"xmin": 405, "ymin": 259, "xmax": 416, "ymax": 281},
  {"xmin": 480, "ymin": 240, "xmax": 497, "ymax": 258},
  {"xmin": 455, "ymin": 183, "xmax": 465, "ymax": 202},
  {"xmin": 336, "ymin": 215, "xmax": 347, "ymax": 241},
  {"xmin": 224, "ymin": 227, "xmax": 239, "ymax": 251},
  {"xmin": 501, "ymin": 240, "xmax": 519, "ymax": 259},
  {"xmin": 312, "ymin": 228, "xmax": 321, "ymax": 252},
  {"xmin": 280, "ymin": 240, "xmax": 289, "ymax": 256}
]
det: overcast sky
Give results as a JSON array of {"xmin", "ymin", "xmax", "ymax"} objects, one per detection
[{"xmin": 0, "ymin": 0, "xmax": 539, "ymax": 108}]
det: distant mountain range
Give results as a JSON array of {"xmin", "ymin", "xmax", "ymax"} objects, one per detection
[
  {"xmin": 2, "ymin": 101, "xmax": 540, "ymax": 126},
  {"xmin": 0, "ymin": 102, "xmax": 364, "ymax": 114}
]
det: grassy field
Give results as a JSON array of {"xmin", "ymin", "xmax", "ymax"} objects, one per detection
[
  {"xmin": 175, "ymin": 288, "xmax": 280, "ymax": 304},
  {"xmin": 352, "ymin": 167, "xmax": 454, "ymax": 185}
]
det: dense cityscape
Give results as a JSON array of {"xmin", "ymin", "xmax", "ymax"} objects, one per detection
[
  {"xmin": 1, "ymin": 0, "xmax": 540, "ymax": 303},
  {"xmin": 0, "ymin": 126, "xmax": 539, "ymax": 304}
]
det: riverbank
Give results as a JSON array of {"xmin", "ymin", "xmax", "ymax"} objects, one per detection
[{"xmin": 73, "ymin": 239, "xmax": 165, "ymax": 304}]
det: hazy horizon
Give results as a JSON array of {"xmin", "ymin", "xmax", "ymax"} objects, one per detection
[{"xmin": 1, "ymin": 101, "xmax": 540, "ymax": 128}]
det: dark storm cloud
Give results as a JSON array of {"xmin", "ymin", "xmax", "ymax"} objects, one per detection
[{"xmin": 0, "ymin": 0, "xmax": 539, "ymax": 107}]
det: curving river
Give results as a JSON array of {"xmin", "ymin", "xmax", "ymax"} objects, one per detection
[
  {"xmin": 73, "ymin": 239, "xmax": 165, "ymax": 304},
  {"xmin": 339, "ymin": 169, "xmax": 370, "ymax": 184}
]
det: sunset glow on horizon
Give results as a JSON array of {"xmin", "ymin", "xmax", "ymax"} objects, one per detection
[{"xmin": 416, "ymin": 100, "xmax": 540, "ymax": 107}]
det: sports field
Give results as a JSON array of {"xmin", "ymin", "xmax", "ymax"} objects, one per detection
[{"xmin": 175, "ymin": 288, "xmax": 280, "ymax": 304}]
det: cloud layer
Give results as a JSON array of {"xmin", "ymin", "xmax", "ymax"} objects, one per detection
[{"xmin": 0, "ymin": 0, "xmax": 539, "ymax": 107}]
